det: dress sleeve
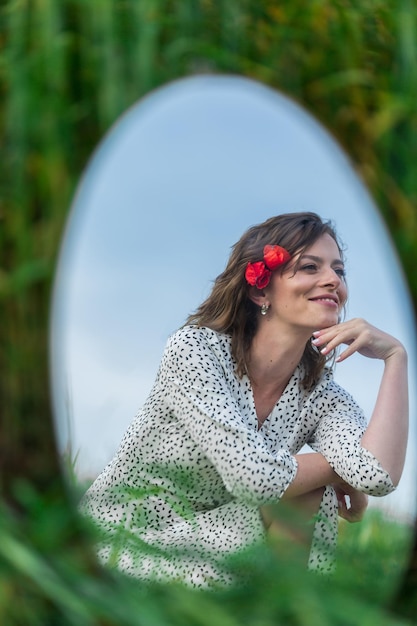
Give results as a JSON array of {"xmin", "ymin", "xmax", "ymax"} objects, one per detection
[
  {"xmin": 158, "ymin": 328, "xmax": 298, "ymax": 506},
  {"xmin": 307, "ymin": 380, "xmax": 395, "ymax": 496}
]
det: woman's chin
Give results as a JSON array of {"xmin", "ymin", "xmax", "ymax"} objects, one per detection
[{"xmin": 314, "ymin": 316, "xmax": 339, "ymax": 330}]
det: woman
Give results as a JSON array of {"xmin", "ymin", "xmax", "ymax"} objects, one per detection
[{"xmin": 80, "ymin": 212, "xmax": 408, "ymax": 587}]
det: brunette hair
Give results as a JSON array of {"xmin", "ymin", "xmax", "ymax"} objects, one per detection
[{"xmin": 186, "ymin": 212, "xmax": 345, "ymax": 388}]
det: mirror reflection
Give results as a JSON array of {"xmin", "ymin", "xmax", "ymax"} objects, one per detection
[{"xmin": 50, "ymin": 76, "xmax": 416, "ymax": 584}]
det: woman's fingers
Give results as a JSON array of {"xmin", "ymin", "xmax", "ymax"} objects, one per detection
[
  {"xmin": 334, "ymin": 485, "xmax": 368, "ymax": 523},
  {"xmin": 312, "ymin": 318, "xmax": 404, "ymax": 362},
  {"xmin": 312, "ymin": 320, "xmax": 363, "ymax": 361}
]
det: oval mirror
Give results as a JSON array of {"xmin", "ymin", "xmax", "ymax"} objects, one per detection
[{"xmin": 50, "ymin": 75, "xmax": 416, "ymax": 583}]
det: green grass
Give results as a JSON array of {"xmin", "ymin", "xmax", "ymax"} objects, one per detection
[
  {"xmin": 336, "ymin": 508, "xmax": 413, "ymax": 605},
  {"xmin": 0, "ymin": 483, "xmax": 413, "ymax": 625}
]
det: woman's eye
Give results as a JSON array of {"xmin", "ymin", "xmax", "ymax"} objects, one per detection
[
  {"xmin": 300, "ymin": 264, "xmax": 317, "ymax": 271},
  {"xmin": 335, "ymin": 268, "xmax": 346, "ymax": 278}
]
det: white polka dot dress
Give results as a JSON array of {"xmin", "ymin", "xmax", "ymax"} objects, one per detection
[{"xmin": 80, "ymin": 326, "xmax": 395, "ymax": 588}]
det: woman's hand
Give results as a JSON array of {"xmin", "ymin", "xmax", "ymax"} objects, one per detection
[
  {"xmin": 333, "ymin": 483, "xmax": 368, "ymax": 523},
  {"xmin": 312, "ymin": 318, "xmax": 405, "ymax": 363}
]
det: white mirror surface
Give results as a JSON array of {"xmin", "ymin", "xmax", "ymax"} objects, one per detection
[{"xmin": 51, "ymin": 75, "xmax": 416, "ymax": 522}]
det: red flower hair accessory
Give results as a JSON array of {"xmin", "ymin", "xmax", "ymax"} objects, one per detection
[{"xmin": 245, "ymin": 245, "xmax": 291, "ymax": 289}]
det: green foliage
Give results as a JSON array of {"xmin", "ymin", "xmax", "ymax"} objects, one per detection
[
  {"xmin": 0, "ymin": 483, "xmax": 412, "ymax": 625},
  {"xmin": 336, "ymin": 509, "xmax": 414, "ymax": 605},
  {"xmin": 1, "ymin": 0, "xmax": 417, "ymax": 623}
]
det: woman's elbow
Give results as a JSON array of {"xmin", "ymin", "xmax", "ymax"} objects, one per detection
[
  {"xmin": 351, "ymin": 447, "xmax": 399, "ymax": 496},
  {"xmin": 354, "ymin": 473, "xmax": 396, "ymax": 497}
]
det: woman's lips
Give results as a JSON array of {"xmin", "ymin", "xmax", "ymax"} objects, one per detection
[{"xmin": 309, "ymin": 297, "xmax": 339, "ymax": 308}]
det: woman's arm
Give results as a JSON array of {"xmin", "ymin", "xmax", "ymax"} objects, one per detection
[
  {"xmin": 359, "ymin": 349, "xmax": 408, "ymax": 486},
  {"xmin": 312, "ymin": 318, "xmax": 409, "ymax": 487},
  {"xmin": 274, "ymin": 456, "xmax": 368, "ymax": 525},
  {"xmin": 280, "ymin": 452, "xmax": 341, "ymax": 499}
]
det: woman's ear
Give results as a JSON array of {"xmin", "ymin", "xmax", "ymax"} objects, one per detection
[{"xmin": 247, "ymin": 286, "xmax": 268, "ymax": 307}]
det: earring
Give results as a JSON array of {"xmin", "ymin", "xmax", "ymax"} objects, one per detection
[{"xmin": 260, "ymin": 303, "xmax": 270, "ymax": 316}]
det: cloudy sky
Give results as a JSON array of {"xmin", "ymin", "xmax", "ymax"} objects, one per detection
[{"xmin": 51, "ymin": 76, "xmax": 416, "ymax": 521}]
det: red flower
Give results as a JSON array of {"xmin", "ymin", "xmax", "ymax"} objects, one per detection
[
  {"xmin": 245, "ymin": 261, "xmax": 271, "ymax": 289},
  {"xmin": 245, "ymin": 244, "xmax": 291, "ymax": 288},
  {"xmin": 263, "ymin": 245, "xmax": 291, "ymax": 270}
]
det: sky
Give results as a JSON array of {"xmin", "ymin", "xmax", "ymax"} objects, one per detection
[{"xmin": 50, "ymin": 75, "xmax": 417, "ymax": 522}]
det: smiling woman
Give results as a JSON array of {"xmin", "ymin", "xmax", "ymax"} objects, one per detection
[
  {"xmin": 50, "ymin": 76, "xmax": 416, "ymax": 593},
  {"xmin": 75, "ymin": 211, "xmax": 406, "ymax": 587}
]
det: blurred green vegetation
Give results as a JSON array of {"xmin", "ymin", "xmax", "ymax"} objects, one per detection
[
  {"xmin": 1, "ymin": 0, "xmax": 416, "ymax": 623},
  {"xmin": 0, "ymin": 482, "xmax": 413, "ymax": 626}
]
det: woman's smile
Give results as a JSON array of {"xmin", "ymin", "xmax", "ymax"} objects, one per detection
[{"xmin": 308, "ymin": 294, "xmax": 340, "ymax": 308}]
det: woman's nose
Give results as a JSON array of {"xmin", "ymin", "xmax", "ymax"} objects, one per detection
[{"xmin": 320, "ymin": 267, "xmax": 341, "ymax": 287}]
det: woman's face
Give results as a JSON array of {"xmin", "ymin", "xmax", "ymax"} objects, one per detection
[{"xmin": 265, "ymin": 233, "xmax": 348, "ymax": 333}]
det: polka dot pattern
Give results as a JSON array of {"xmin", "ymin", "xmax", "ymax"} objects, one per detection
[{"xmin": 80, "ymin": 326, "xmax": 394, "ymax": 587}]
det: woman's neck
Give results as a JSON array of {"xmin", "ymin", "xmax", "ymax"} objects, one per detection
[
  {"xmin": 247, "ymin": 323, "xmax": 310, "ymax": 426},
  {"xmin": 247, "ymin": 321, "xmax": 309, "ymax": 392}
]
